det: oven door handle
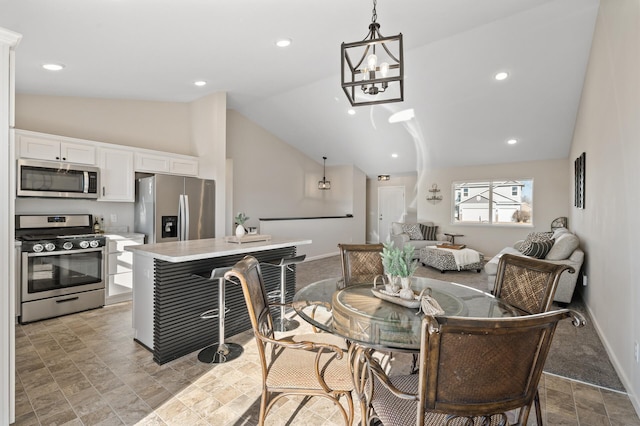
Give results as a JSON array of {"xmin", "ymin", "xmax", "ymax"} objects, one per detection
[{"xmin": 25, "ymin": 247, "xmax": 104, "ymax": 257}]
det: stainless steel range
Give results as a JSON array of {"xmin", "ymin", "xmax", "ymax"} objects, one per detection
[{"xmin": 16, "ymin": 214, "xmax": 106, "ymax": 323}]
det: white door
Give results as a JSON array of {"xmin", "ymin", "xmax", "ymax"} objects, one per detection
[{"xmin": 378, "ymin": 186, "xmax": 405, "ymax": 243}]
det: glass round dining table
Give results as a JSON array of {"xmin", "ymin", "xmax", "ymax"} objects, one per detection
[{"xmin": 292, "ymin": 276, "xmax": 522, "ymax": 352}]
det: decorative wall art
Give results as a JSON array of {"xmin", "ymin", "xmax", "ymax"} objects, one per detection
[{"xmin": 574, "ymin": 152, "xmax": 586, "ymax": 209}]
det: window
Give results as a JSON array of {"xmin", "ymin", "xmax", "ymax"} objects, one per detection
[{"xmin": 452, "ymin": 179, "xmax": 533, "ymax": 225}]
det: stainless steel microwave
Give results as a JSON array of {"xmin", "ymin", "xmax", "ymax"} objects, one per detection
[{"xmin": 17, "ymin": 159, "xmax": 100, "ymax": 199}]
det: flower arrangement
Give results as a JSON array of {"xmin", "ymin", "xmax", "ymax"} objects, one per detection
[
  {"xmin": 234, "ymin": 212, "xmax": 249, "ymax": 225},
  {"xmin": 381, "ymin": 242, "xmax": 418, "ymax": 299},
  {"xmin": 381, "ymin": 242, "xmax": 418, "ymax": 278}
]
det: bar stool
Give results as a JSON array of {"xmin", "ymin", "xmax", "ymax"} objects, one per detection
[
  {"xmin": 197, "ymin": 267, "xmax": 244, "ymax": 364},
  {"xmin": 263, "ymin": 254, "xmax": 306, "ymax": 332}
]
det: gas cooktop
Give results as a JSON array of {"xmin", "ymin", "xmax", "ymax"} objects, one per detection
[{"xmin": 16, "ymin": 214, "xmax": 106, "ymax": 253}]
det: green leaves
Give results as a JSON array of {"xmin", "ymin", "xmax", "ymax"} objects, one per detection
[
  {"xmin": 381, "ymin": 241, "xmax": 418, "ymax": 277},
  {"xmin": 235, "ymin": 212, "xmax": 249, "ymax": 225}
]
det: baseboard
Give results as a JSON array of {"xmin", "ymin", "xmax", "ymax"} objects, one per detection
[
  {"xmin": 584, "ymin": 300, "xmax": 640, "ymax": 417},
  {"xmin": 304, "ymin": 251, "xmax": 339, "ymax": 262}
]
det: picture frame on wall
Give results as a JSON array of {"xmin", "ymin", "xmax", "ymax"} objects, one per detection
[{"xmin": 574, "ymin": 152, "xmax": 586, "ymax": 209}]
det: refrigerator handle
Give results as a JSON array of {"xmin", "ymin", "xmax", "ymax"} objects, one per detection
[
  {"xmin": 178, "ymin": 194, "xmax": 185, "ymax": 241},
  {"xmin": 183, "ymin": 194, "xmax": 190, "ymax": 240}
]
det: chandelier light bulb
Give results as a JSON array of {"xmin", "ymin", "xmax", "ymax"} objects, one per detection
[
  {"xmin": 367, "ymin": 54, "xmax": 377, "ymax": 69},
  {"xmin": 380, "ymin": 62, "xmax": 389, "ymax": 77},
  {"xmin": 362, "ymin": 68, "xmax": 369, "ymax": 81}
]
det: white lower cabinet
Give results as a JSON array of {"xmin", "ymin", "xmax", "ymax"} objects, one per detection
[{"xmin": 105, "ymin": 234, "xmax": 145, "ymax": 304}]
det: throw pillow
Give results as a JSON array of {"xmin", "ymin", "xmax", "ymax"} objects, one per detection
[
  {"xmin": 391, "ymin": 222, "xmax": 404, "ymax": 236},
  {"xmin": 420, "ymin": 224, "xmax": 438, "ymax": 241},
  {"xmin": 545, "ymin": 232, "xmax": 580, "ymax": 260},
  {"xmin": 518, "ymin": 231, "xmax": 553, "ymax": 255},
  {"xmin": 521, "ymin": 239, "xmax": 554, "ymax": 259},
  {"xmin": 552, "ymin": 227, "xmax": 570, "ymax": 240},
  {"xmin": 401, "ymin": 223, "xmax": 424, "ymax": 240}
]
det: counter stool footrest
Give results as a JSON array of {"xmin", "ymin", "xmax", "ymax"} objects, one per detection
[{"xmin": 200, "ymin": 307, "xmax": 230, "ymax": 320}]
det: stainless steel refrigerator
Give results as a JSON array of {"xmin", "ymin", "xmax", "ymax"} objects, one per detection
[{"xmin": 134, "ymin": 174, "xmax": 215, "ymax": 243}]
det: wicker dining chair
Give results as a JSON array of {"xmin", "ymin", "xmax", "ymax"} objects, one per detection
[
  {"xmin": 354, "ymin": 309, "xmax": 585, "ymax": 426},
  {"xmin": 492, "ymin": 253, "xmax": 575, "ymax": 314},
  {"xmin": 338, "ymin": 243, "xmax": 384, "ymax": 288},
  {"xmin": 225, "ymin": 256, "xmax": 354, "ymax": 426},
  {"xmin": 491, "ymin": 253, "xmax": 577, "ymax": 425}
]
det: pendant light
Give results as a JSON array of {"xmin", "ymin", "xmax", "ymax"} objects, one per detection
[
  {"xmin": 341, "ymin": 0, "xmax": 404, "ymax": 106},
  {"xmin": 318, "ymin": 156, "xmax": 331, "ymax": 190}
]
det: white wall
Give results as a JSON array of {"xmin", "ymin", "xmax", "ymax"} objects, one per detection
[
  {"xmin": 190, "ymin": 92, "xmax": 227, "ymax": 237},
  {"xmin": 1, "ymin": 26, "xmax": 21, "ymax": 426},
  {"xmin": 570, "ymin": 0, "xmax": 640, "ymax": 413},
  {"xmin": 16, "ymin": 94, "xmax": 192, "ymax": 155},
  {"xmin": 416, "ymin": 159, "xmax": 570, "ymax": 258},
  {"xmin": 226, "ymin": 110, "xmax": 362, "ymax": 225},
  {"xmin": 260, "ymin": 217, "xmax": 358, "ymax": 260}
]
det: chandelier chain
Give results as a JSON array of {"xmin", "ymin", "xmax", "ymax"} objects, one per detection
[{"xmin": 371, "ymin": 0, "xmax": 377, "ymax": 23}]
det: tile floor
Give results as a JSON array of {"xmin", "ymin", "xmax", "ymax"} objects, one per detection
[{"xmin": 13, "ymin": 301, "xmax": 640, "ymax": 426}]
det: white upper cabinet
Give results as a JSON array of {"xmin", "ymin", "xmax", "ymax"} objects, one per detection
[
  {"xmin": 135, "ymin": 152, "xmax": 198, "ymax": 176},
  {"xmin": 169, "ymin": 157, "xmax": 198, "ymax": 176},
  {"xmin": 97, "ymin": 147, "xmax": 134, "ymax": 202},
  {"xmin": 18, "ymin": 133, "xmax": 96, "ymax": 165}
]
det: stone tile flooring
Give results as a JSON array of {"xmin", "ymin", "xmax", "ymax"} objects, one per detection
[{"xmin": 13, "ymin": 301, "xmax": 640, "ymax": 425}]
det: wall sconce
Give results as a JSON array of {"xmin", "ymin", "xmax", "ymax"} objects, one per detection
[
  {"xmin": 426, "ymin": 183, "xmax": 443, "ymax": 204},
  {"xmin": 378, "ymin": 175, "xmax": 390, "ymax": 181},
  {"xmin": 318, "ymin": 156, "xmax": 331, "ymax": 190}
]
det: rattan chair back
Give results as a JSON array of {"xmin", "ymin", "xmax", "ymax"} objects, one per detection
[
  {"xmin": 493, "ymin": 253, "xmax": 575, "ymax": 314},
  {"xmin": 338, "ymin": 243, "xmax": 384, "ymax": 287},
  {"xmin": 225, "ymin": 256, "xmax": 354, "ymax": 425},
  {"xmin": 360, "ymin": 309, "xmax": 581, "ymax": 426}
]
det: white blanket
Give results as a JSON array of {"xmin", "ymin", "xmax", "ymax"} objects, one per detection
[{"xmin": 437, "ymin": 247, "xmax": 481, "ymax": 270}]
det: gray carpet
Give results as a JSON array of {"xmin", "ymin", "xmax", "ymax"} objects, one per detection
[{"xmin": 296, "ymin": 255, "xmax": 625, "ymax": 392}]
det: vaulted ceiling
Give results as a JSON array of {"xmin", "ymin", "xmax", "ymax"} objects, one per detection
[{"xmin": 1, "ymin": 0, "xmax": 599, "ymax": 176}]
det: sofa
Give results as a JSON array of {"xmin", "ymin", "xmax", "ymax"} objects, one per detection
[
  {"xmin": 389, "ymin": 221, "xmax": 451, "ymax": 259},
  {"xmin": 484, "ymin": 227, "xmax": 584, "ymax": 304}
]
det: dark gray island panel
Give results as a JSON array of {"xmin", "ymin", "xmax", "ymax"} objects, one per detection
[
  {"xmin": 152, "ymin": 247, "xmax": 295, "ymax": 364},
  {"xmin": 127, "ymin": 237, "xmax": 311, "ymax": 364}
]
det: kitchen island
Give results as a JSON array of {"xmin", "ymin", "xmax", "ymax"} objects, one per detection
[{"xmin": 126, "ymin": 237, "xmax": 311, "ymax": 364}]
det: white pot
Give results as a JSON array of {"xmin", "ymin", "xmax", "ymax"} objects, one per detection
[
  {"xmin": 235, "ymin": 224, "xmax": 246, "ymax": 238},
  {"xmin": 398, "ymin": 277, "xmax": 414, "ymax": 300}
]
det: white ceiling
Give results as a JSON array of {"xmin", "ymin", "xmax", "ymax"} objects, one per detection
[{"xmin": 1, "ymin": 0, "xmax": 599, "ymax": 177}]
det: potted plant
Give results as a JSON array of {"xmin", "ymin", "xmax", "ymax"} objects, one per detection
[
  {"xmin": 381, "ymin": 242, "xmax": 418, "ymax": 299},
  {"xmin": 234, "ymin": 212, "xmax": 249, "ymax": 237}
]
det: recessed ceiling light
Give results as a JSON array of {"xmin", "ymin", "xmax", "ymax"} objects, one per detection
[
  {"xmin": 42, "ymin": 63, "xmax": 65, "ymax": 71},
  {"xmin": 494, "ymin": 71, "xmax": 509, "ymax": 81},
  {"xmin": 388, "ymin": 108, "xmax": 415, "ymax": 123},
  {"xmin": 194, "ymin": 80, "xmax": 207, "ymax": 87},
  {"xmin": 275, "ymin": 38, "xmax": 292, "ymax": 48},
  {"xmin": 507, "ymin": 138, "xmax": 518, "ymax": 145},
  {"xmin": 391, "ymin": 153, "xmax": 398, "ymax": 158},
  {"xmin": 347, "ymin": 109, "xmax": 356, "ymax": 115}
]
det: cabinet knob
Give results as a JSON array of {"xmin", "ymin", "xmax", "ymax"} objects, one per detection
[
  {"xmin": 62, "ymin": 157, "xmax": 66, "ymax": 161},
  {"xmin": 102, "ymin": 187, "xmax": 105, "ymax": 196},
  {"xmin": 56, "ymin": 156, "xmax": 60, "ymax": 160}
]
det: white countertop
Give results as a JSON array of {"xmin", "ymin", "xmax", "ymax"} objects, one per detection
[{"xmin": 125, "ymin": 237, "xmax": 312, "ymax": 262}]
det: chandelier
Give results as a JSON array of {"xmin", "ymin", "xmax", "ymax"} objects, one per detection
[
  {"xmin": 318, "ymin": 157, "xmax": 331, "ymax": 190},
  {"xmin": 341, "ymin": 0, "xmax": 404, "ymax": 106}
]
